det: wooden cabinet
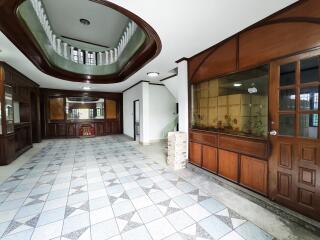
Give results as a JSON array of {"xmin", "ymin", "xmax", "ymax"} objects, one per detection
[
  {"xmin": 202, "ymin": 145, "xmax": 218, "ymax": 173},
  {"xmin": 240, "ymin": 156, "xmax": 268, "ymax": 195},
  {"xmin": 218, "ymin": 149, "xmax": 239, "ymax": 182},
  {"xmin": 189, "ymin": 142, "xmax": 202, "ymax": 166}
]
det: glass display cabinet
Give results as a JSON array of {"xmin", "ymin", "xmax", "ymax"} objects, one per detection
[{"xmin": 191, "ymin": 65, "xmax": 269, "ymax": 139}]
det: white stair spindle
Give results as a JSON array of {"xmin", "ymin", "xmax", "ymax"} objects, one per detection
[
  {"xmin": 52, "ymin": 34, "xmax": 56, "ymax": 51},
  {"xmin": 105, "ymin": 51, "xmax": 109, "ymax": 65},
  {"xmin": 63, "ymin": 43, "xmax": 68, "ymax": 59},
  {"xmin": 110, "ymin": 50, "xmax": 114, "ymax": 64},
  {"xmin": 85, "ymin": 51, "xmax": 89, "ymax": 65},
  {"xmin": 114, "ymin": 48, "xmax": 118, "ymax": 62},
  {"xmin": 78, "ymin": 49, "xmax": 82, "ymax": 63},
  {"xmin": 98, "ymin": 52, "xmax": 102, "ymax": 66},
  {"xmin": 57, "ymin": 38, "xmax": 61, "ymax": 55},
  {"xmin": 70, "ymin": 46, "xmax": 74, "ymax": 61}
]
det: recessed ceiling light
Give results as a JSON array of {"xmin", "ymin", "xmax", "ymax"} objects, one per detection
[
  {"xmin": 147, "ymin": 72, "xmax": 159, "ymax": 78},
  {"xmin": 80, "ymin": 18, "xmax": 90, "ymax": 26},
  {"xmin": 82, "ymin": 86, "xmax": 92, "ymax": 91},
  {"xmin": 233, "ymin": 83, "xmax": 242, "ymax": 87}
]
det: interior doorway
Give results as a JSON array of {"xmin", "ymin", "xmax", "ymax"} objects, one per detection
[{"xmin": 133, "ymin": 100, "xmax": 140, "ymax": 141}]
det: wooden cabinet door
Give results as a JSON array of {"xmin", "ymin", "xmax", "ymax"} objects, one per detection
[
  {"xmin": 240, "ymin": 156, "xmax": 268, "ymax": 195},
  {"xmin": 202, "ymin": 145, "xmax": 218, "ymax": 173},
  {"xmin": 269, "ymin": 51, "xmax": 320, "ymax": 221},
  {"xmin": 218, "ymin": 149, "xmax": 239, "ymax": 182},
  {"xmin": 189, "ymin": 142, "xmax": 202, "ymax": 166}
]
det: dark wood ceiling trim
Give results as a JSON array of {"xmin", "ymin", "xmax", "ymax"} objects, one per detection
[
  {"xmin": 122, "ymin": 80, "xmax": 149, "ymax": 93},
  {"xmin": 176, "ymin": 57, "xmax": 189, "ymax": 63},
  {"xmin": 159, "ymin": 74, "xmax": 178, "ymax": 82},
  {"xmin": 0, "ymin": 0, "xmax": 162, "ymax": 84}
]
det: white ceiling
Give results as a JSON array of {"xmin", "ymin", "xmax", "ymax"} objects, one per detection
[
  {"xmin": 42, "ymin": 0, "xmax": 129, "ymax": 49},
  {"xmin": 0, "ymin": 0, "xmax": 297, "ymax": 92}
]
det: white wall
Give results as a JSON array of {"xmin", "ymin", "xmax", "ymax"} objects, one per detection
[
  {"xmin": 162, "ymin": 76, "xmax": 178, "ymax": 100},
  {"xmin": 123, "ymin": 82, "xmax": 177, "ymax": 144},
  {"xmin": 149, "ymin": 84, "xmax": 177, "ymax": 142}
]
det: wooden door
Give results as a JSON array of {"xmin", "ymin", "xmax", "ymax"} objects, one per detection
[{"xmin": 269, "ymin": 50, "xmax": 320, "ymax": 221}]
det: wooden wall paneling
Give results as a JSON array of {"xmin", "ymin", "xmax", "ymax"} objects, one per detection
[
  {"xmin": 49, "ymin": 97, "xmax": 65, "ymax": 121},
  {"xmin": 95, "ymin": 122, "xmax": 105, "ymax": 136},
  {"xmin": 239, "ymin": 22, "xmax": 320, "ymax": 70},
  {"xmin": 190, "ymin": 37, "xmax": 238, "ymax": 83},
  {"xmin": 189, "ymin": 131, "xmax": 218, "ymax": 147},
  {"xmin": 240, "ymin": 155, "xmax": 268, "ymax": 195},
  {"xmin": 67, "ymin": 123, "xmax": 77, "ymax": 138},
  {"xmin": 189, "ymin": 142, "xmax": 202, "ymax": 166},
  {"xmin": 202, "ymin": 145, "xmax": 218, "ymax": 173},
  {"xmin": 218, "ymin": 135, "xmax": 269, "ymax": 160},
  {"xmin": 218, "ymin": 149, "xmax": 239, "ymax": 182}
]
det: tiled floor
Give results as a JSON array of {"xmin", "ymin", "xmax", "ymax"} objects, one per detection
[{"xmin": 0, "ymin": 136, "xmax": 274, "ymax": 240}]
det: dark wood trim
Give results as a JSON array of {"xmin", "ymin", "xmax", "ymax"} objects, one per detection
[
  {"xmin": 122, "ymin": 80, "xmax": 149, "ymax": 93},
  {"xmin": 149, "ymin": 83, "xmax": 165, "ymax": 86},
  {"xmin": 160, "ymin": 74, "xmax": 178, "ymax": 82},
  {"xmin": 61, "ymin": 35, "xmax": 110, "ymax": 49},
  {"xmin": 0, "ymin": 0, "xmax": 162, "ymax": 84},
  {"xmin": 176, "ymin": 57, "xmax": 189, "ymax": 63}
]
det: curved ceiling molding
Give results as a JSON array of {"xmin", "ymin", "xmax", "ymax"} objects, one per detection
[{"xmin": 0, "ymin": 0, "xmax": 161, "ymax": 83}]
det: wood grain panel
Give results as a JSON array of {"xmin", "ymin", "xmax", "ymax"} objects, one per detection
[
  {"xmin": 279, "ymin": 143, "xmax": 293, "ymax": 169},
  {"xmin": 191, "ymin": 38, "xmax": 237, "ymax": 83},
  {"xmin": 106, "ymin": 100, "xmax": 117, "ymax": 119},
  {"xmin": 299, "ymin": 167, "xmax": 316, "ymax": 187},
  {"xmin": 300, "ymin": 145, "xmax": 317, "ymax": 164},
  {"xmin": 202, "ymin": 145, "xmax": 217, "ymax": 173},
  {"xmin": 218, "ymin": 149, "xmax": 239, "ymax": 182},
  {"xmin": 219, "ymin": 135, "xmax": 268, "ymax": 159},
  {"xmin": 240, "ymin": 156, "xmax": 268, "ymax": 195},
  {"xmin": 298, "ymin": 188, "xmax": 315, "ymax": 207},
  {"xmin": 239, "ymin": 22, "xmax": 320, "ymax": 69},
  {"xmin": 49, "ymin": 98, "xmax": 64, "ymax": 121},
  {"xmin": 277, "ymin": 172, "xmax": 292, "ymax": 199},
  {"xmin": 189, "ymin": 131, "xmax": 217, "ymax": 146},
  {"xmin": 189, "ymin": 142, "xmax": 202, "ymax": 166}
]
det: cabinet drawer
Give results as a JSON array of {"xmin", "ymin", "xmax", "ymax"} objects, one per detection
[
  {"xmin": 202, "ymin": 145, "xmax": 218, "ymax": 173},
  {"xmin": 240, "ymin": 155, "xmax": 267, "ymax": 195},
  {"xmin": 218, "ymin": 149, "xmax": 239, "ymax": 182},
  {"xmin": 190, "ymin": 132, "xmax": 217, "ymax": 146},
  {"xmin": 189, "ymin": 142, "xmax": 202, "ymax": 166}
]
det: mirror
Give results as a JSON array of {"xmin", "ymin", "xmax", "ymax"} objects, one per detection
[{"xmin": 66, "ymin": 97, "xmax": 105, "ymax": 120}]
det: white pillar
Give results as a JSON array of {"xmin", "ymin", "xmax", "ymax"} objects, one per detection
[
  {"xmin": 114, "ymin": 49, "xmax": 118, "ymax": 62},
  {"xmin": 70, "ymin": 46, "xmax": 74, "ymax": 61},
  {"xmin": 52, "ymin": 34, "xmax": 56, "ymax": 51},
  {"xmin": 57, "ymin": 38, "xmax": 61, "ymax": 55},
  {"xmin": 110, "ymin": 50, "xmax": 114, "ymax": 63},
  {"xmin": 141, "ymin": 82, "xmax": 150, "ymax": 145},
  {"xmin": 98, "ymin": 52, "xmax": 102, "ymax": 65},
  {"xmin": 85, "ymin": 51, "xmax": 89, "ymax": 64},
  {"xmin": 177, "ymin": 60, "xmax": 189, "ymax": 135}
]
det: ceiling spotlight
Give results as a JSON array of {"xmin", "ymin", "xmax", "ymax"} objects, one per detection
[
  {"xmin": 147, "ymin": 72, "xmax": 159, "ymax": 78},
  {"xmin": 82, "ymin": 86, "xmax": 92, "ymax": 91},
  {"xmin": 80, "ymin": 18, "xmax": 91, "ymax": 26},
  {"xmin": 233, "ymin": 83, "xmax": 242, "ymax": 87}
]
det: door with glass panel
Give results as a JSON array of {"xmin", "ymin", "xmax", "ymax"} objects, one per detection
[{"xmin": 269, "ymin": 51, "xmax": 320, "ymax": 220}]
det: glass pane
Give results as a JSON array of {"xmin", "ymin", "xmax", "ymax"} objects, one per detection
[
  {"xmin": 66, "ymin": 97, "xmax": 105, "ymax": 120},
  {"xmin": 300, "ymin": 114, "xmax": 318, "ymax": 139},
  {"xmin": 279, "ymin": 114, "xmax": 295, "ymax": 136},
  {"xmin": 5, "ymin": 85, "xmax": 14, "ymax": 134},
  {"xmin": 301, "ymin": 57, "xmax": 319, "ymax": 84},
  {"xmin": 300, "ymin": 87, "xmax": 319, "ymax": 110},
  {"xmin": 280, "ymin": 89, "xmax": 296, "ymax": 111},
  {"xmin": 280, "ymin": 63, "xmax": 295, "ymax": 86}
]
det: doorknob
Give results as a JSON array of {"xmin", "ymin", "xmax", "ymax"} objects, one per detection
[{"xmin": 270, "ymin": 130, "xmax": 277, "ymax": 136}]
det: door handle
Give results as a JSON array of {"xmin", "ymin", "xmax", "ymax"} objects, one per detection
[{"xmin": 269, "ymin": 130, "xmax": 277, "ymax": 136}]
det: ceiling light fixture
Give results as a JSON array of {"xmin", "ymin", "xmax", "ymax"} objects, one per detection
[
  {"xmin": 80, "ymin": 18, "xmax": 91, "ymax": 26},
  {"xmin": 233, "ymin": 83, "xmax": 242, "ymax": 87},
  {"xmin": 82, "ymin": 86, "xmax": 92, "ymax": 91},
  {"xmin": 147, "ymin": 72, "xmax": 159, "ymax": 78}
]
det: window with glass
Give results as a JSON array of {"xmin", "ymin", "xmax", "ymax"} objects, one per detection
[
  {"xmin": 4, "ymin": 85, "xmax": 14, "ymax": 134},
  {"xmin": 191, "ymin": 65, "xmax": 269, "ymax": 138},
  {"xmin": 278, "ymin": 56, "xmax": 319, "ymax": 139},
  {"xmin": 87, "ymin": 52, "xmax": 95, "ymax": 65},
  {"xmin": 66, "ymin": 97, "xmax": 104, "ymax": 120}
]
